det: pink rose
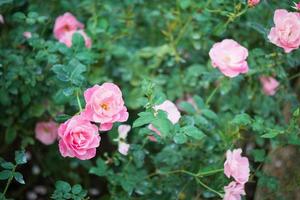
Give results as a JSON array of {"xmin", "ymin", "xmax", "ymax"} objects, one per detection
[
  {"xmin": 23, "ymin": 31, "xmax": 32, "ymax": 39},
  {"xmin": 58, "ymin": 30, "xmax": 92, "ymax": 48},
  {"xmin": 209, "ymin": 39, "xmax": 249, "ymax": 78},
  {"xmin": 224, "ymin": 148, "xmax": 250, "ymax": 184},
  {"xmin": 35, "ymin": 121, "xmax": 58, "ymax": 145},
  {"xmin": 118, "ymin": 124, "xmax": 131, "ymax": 139},
  {"xmin": 148, "ymin": 100, "xmax": 181, "ymax": 141},
  {"xmin": 259, "ymin": 76, "xmax": 279, "ymax": 96},
  {"xmin": 58, "ymin": 115, "xmax": 100, "ymax": 160},
  {"xmin": 223, "ymin": 181, "xmax": 246, "ymax": 200},
  {"xmin": 268, "ymin": 9, "xmax": 300, "ymax": 53},
  {"xmin": 118, "ymin": 142, "xmax": 130, "ymax": 156},
  {"xmin": 82, "ymin": 83, "xmax": 129, "ymax": 131},
  {"xmin": 248, "ymin": 0, "xmax": 260, "ymax": 6},
  {"xmin": 53, "ymin": 12, "xmax": 84, "ymax": 40}
]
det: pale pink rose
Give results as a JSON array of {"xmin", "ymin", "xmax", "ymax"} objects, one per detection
[
  {"xmin": 58, "ymin": 30, "xmax": 92, "ymax": 48},
  {"xmin": 268, "ymin": 9, "xmax": 300, "ymax": 53},
  {"xmin": 0, "ymin": 15, "xmax": 4, "ymax": 24},
  {"xmin": 209, "ymin": 39, "xmax": 249, "ymax": 78},
  {"xmin": 117, "ymin": 125, "xmax": 131, "ymax": 155},
  {"xmin": 223, "ymin": 181, "xmax": 246, "ymax": 200},
  {"xmin": 53, "ymin": 12, "xmax": 84, "ymax": 40},
  {"xmin": 148, "ymin": 100, "xmax": 181, "ymax": 141},
  {"xmin": 224, "ymin": 148, "xmax": 250, "ymax": 184},
  {"xmin": 23, "ymin": 32, "xmax": 32, "ymax": 39},
  {"xmin": 259, "ymin": 76, "xmax": 279, "ymax": 96},
  {"xmin": 58, "ymin": 115, "xmax": 100, "ymax": 160},
  {"xmin": 118, "ymin": 124, "xmax": 131, "ymax": 139},
  {"xmin": 293, "ymin": 2, "xmax": 300, "ymax": 11},
  {"xmin": 118, "ymin": 142, "xmax": 130, "ymax": 155},
  {"xmin": 35, "ymin": 121, "xmax": 58, "ymax": 145},
  {"xmin": 82, "ymin": 83, "xmax": 129, "ymax": 131},
  {"xmin": 248, "ymin": 0, "xmax": 260, "ymax": 6}
]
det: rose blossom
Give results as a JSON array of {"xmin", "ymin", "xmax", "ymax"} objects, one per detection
[
  {"xmin": 23, "ymin": 31, "xmax": 32, "ymax": 39},
  {"xmin": 259, "ymin": 76, "xmax": 279, "ymax": 96},
  {"xmin": 35, "ymin": 121, "xmax": 58, "ymax": 145},
  {"xmin": 58, "ymin": 30, "xmax": 92, "ymax": 48},
  {"xmin": 148, "ymin": 100, "xmax": 181, "ymax": 141},
  {"xmin": 53, "ymin": 12, "xmax": 84, "ymax": 40},
  {"xmin": 82, "ymin": 83, "xmax": 129, "ymax": 131},
  {"xmin": 209, "ymin": 39, "xmax": 249, "ymax": 78},
  {"xmin": 248, "ymin": 0, "xmax": 260, "ymax": 7},
  {"xmin": 268, "ymin": 9, "xmax": 300, "ymax": 53},
  {"xmin": 293, "ymin": 2, "xmax": 300, "ymax": 11},
  {"xmin": 58, "ymin": 115, "xmax": 100, "ymax": 160},
  {"xmin": 116, "ymin": 125, "xmax": 131, "ymax": 155},
  {"xmin": 224, "ymin": 148, "xmax": 250, "ymax": 184},
  {"xmin": 223, "ymin": 181, "xmax": 246, "ymax": 200}
]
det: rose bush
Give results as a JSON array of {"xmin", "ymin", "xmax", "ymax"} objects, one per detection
[{"xmin": 0, "ymin": 0, "xmax": 299, "ymax": 199}]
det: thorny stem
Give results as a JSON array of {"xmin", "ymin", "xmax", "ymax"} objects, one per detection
[
  {"xmin": 147, "ymin": 168, "xmax": 224, "ymax": 197},
  {"xmin": 205, "ymin": 83, "xmax": 221, "ymax": 106}
]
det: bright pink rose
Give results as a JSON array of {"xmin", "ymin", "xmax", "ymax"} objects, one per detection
[
  {"xmin": 35, "ymin": 121, "xmax": 58, "ymax": 145},
  {"xmin": 259, "ymin": 76, "xmax": 279, "ymax": 96},
  {"xmin": 53, "ymin": 12, "xmax": 84, "ymax": 40},
  {"xmin": 58, "ymin": 30, "xmax": 92, "ymax": 48},
  {"xmin": 224, "ymin": 149, "xmax": 250, "ymax": 184},
  {"xmin": 23, "ymin": 31, "xmax": 32, "ymax": 39},
  {"xmin": 58, "ymin": 115, "xmax": 100, "ymax": 160},
  {"xmin": 148, "ymin": 100, "xmax": 181, "ymax": 141},
  {"xmin": 248, "ymin": 0, "xmax": 260, "ymax": 6},
  {"xmin": 268, "ymin": 9, "xmax": 300, "ymax": 53},
  {"xmin": 82, "ymin": 83, "xmax": 129, "ymax": 131},
  {"xmin": 209, "ymin": 39, "xmax": 249, "ymax": 78},
  {"xmin": 223, "ymin": 181, "xmax": 246, "ymax": 200}
]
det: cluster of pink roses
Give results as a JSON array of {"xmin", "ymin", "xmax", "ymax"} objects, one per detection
[
  {"xmin": 58, "ymin": 83, "xmax": 128, "ymax": 160},
  {"xmin": 223, "ymin": 149, "xmax": 250, "ymax": 200},
  {"xmin": 208, "ymin": 8, "xmax": 300, "ymax": 96},
  {"xmin": 53, "ymin": 12, "xmax": 92, "ymax": 48},
  {"xmin": 35, "ymin": 83, "xmax": 129, "ymax": 160}
]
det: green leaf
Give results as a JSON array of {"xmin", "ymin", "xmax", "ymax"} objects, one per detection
[
  {"xmin": 251, "ymin": 149, "xmax": 266, "ymax": 162},
  {"xmin": 231, "ymin": 113, "xmax": 252, "ymax": 126},
  {"xmin": 1, "ymin": 162, "xmax": 14, "ymax": 170},
  {"xmin": 55, "ymin": 114, "xmax": 71, "ymax": 123},
  {"xmin": 5, "ymin": 127, "xmax": 17, "ymax": 144},
  {"xmin": 179, "ymin": 0, "xmax": 191, "ymax": 9},
  {"xmin": 133, "ymin": 111, "xmax": 155, "ymax": 128},
  {"xmin": 178, "ymin": 102, "xmax": 196, "ymax": 114},
  {"xmin": 15, "ymin": 150, "xmax": 27, "ymax": 165},
  {"xmin": 181, "ymin": 126, "xmax": 205, "ymax": 140},
  {"xmin": 173, "ymin": 133, "xmax": 188, "ymax": 144},
  {"xmin": 72, "ymin": 184, "xmax": 82, "ymax": 195},
  {"xmin": 151, "ymin": 111, "xmax": 172, "ymax": 137},
  {"xmin": 55, "ymin": 180, "xmax": 71, "ymax": 192},
  {"xmin": 52, "ymin": 59, "xmax": 87, "ymax": 86},
  {"xmin": 201, "ymin": 109, "xmax": 218, "ymax": 120},
  {"xmin": 261, "ymin": 129, "xmax": 282, "ymax": 138},
  {"xmin": 0, "ymin": 170, "xmax": 12, "ymax": 180},
  {"xmin": 89, "ymin": 158, "xmax": 107, "ymax": 177},
  {"xmin": 14, "ymin": 172, "xmax": 25, "ymax": 184}
]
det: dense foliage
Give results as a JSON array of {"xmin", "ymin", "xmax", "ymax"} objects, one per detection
[{"xmin": 0, "ymin": 0, "xmax": 299, "ymax": 199}]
